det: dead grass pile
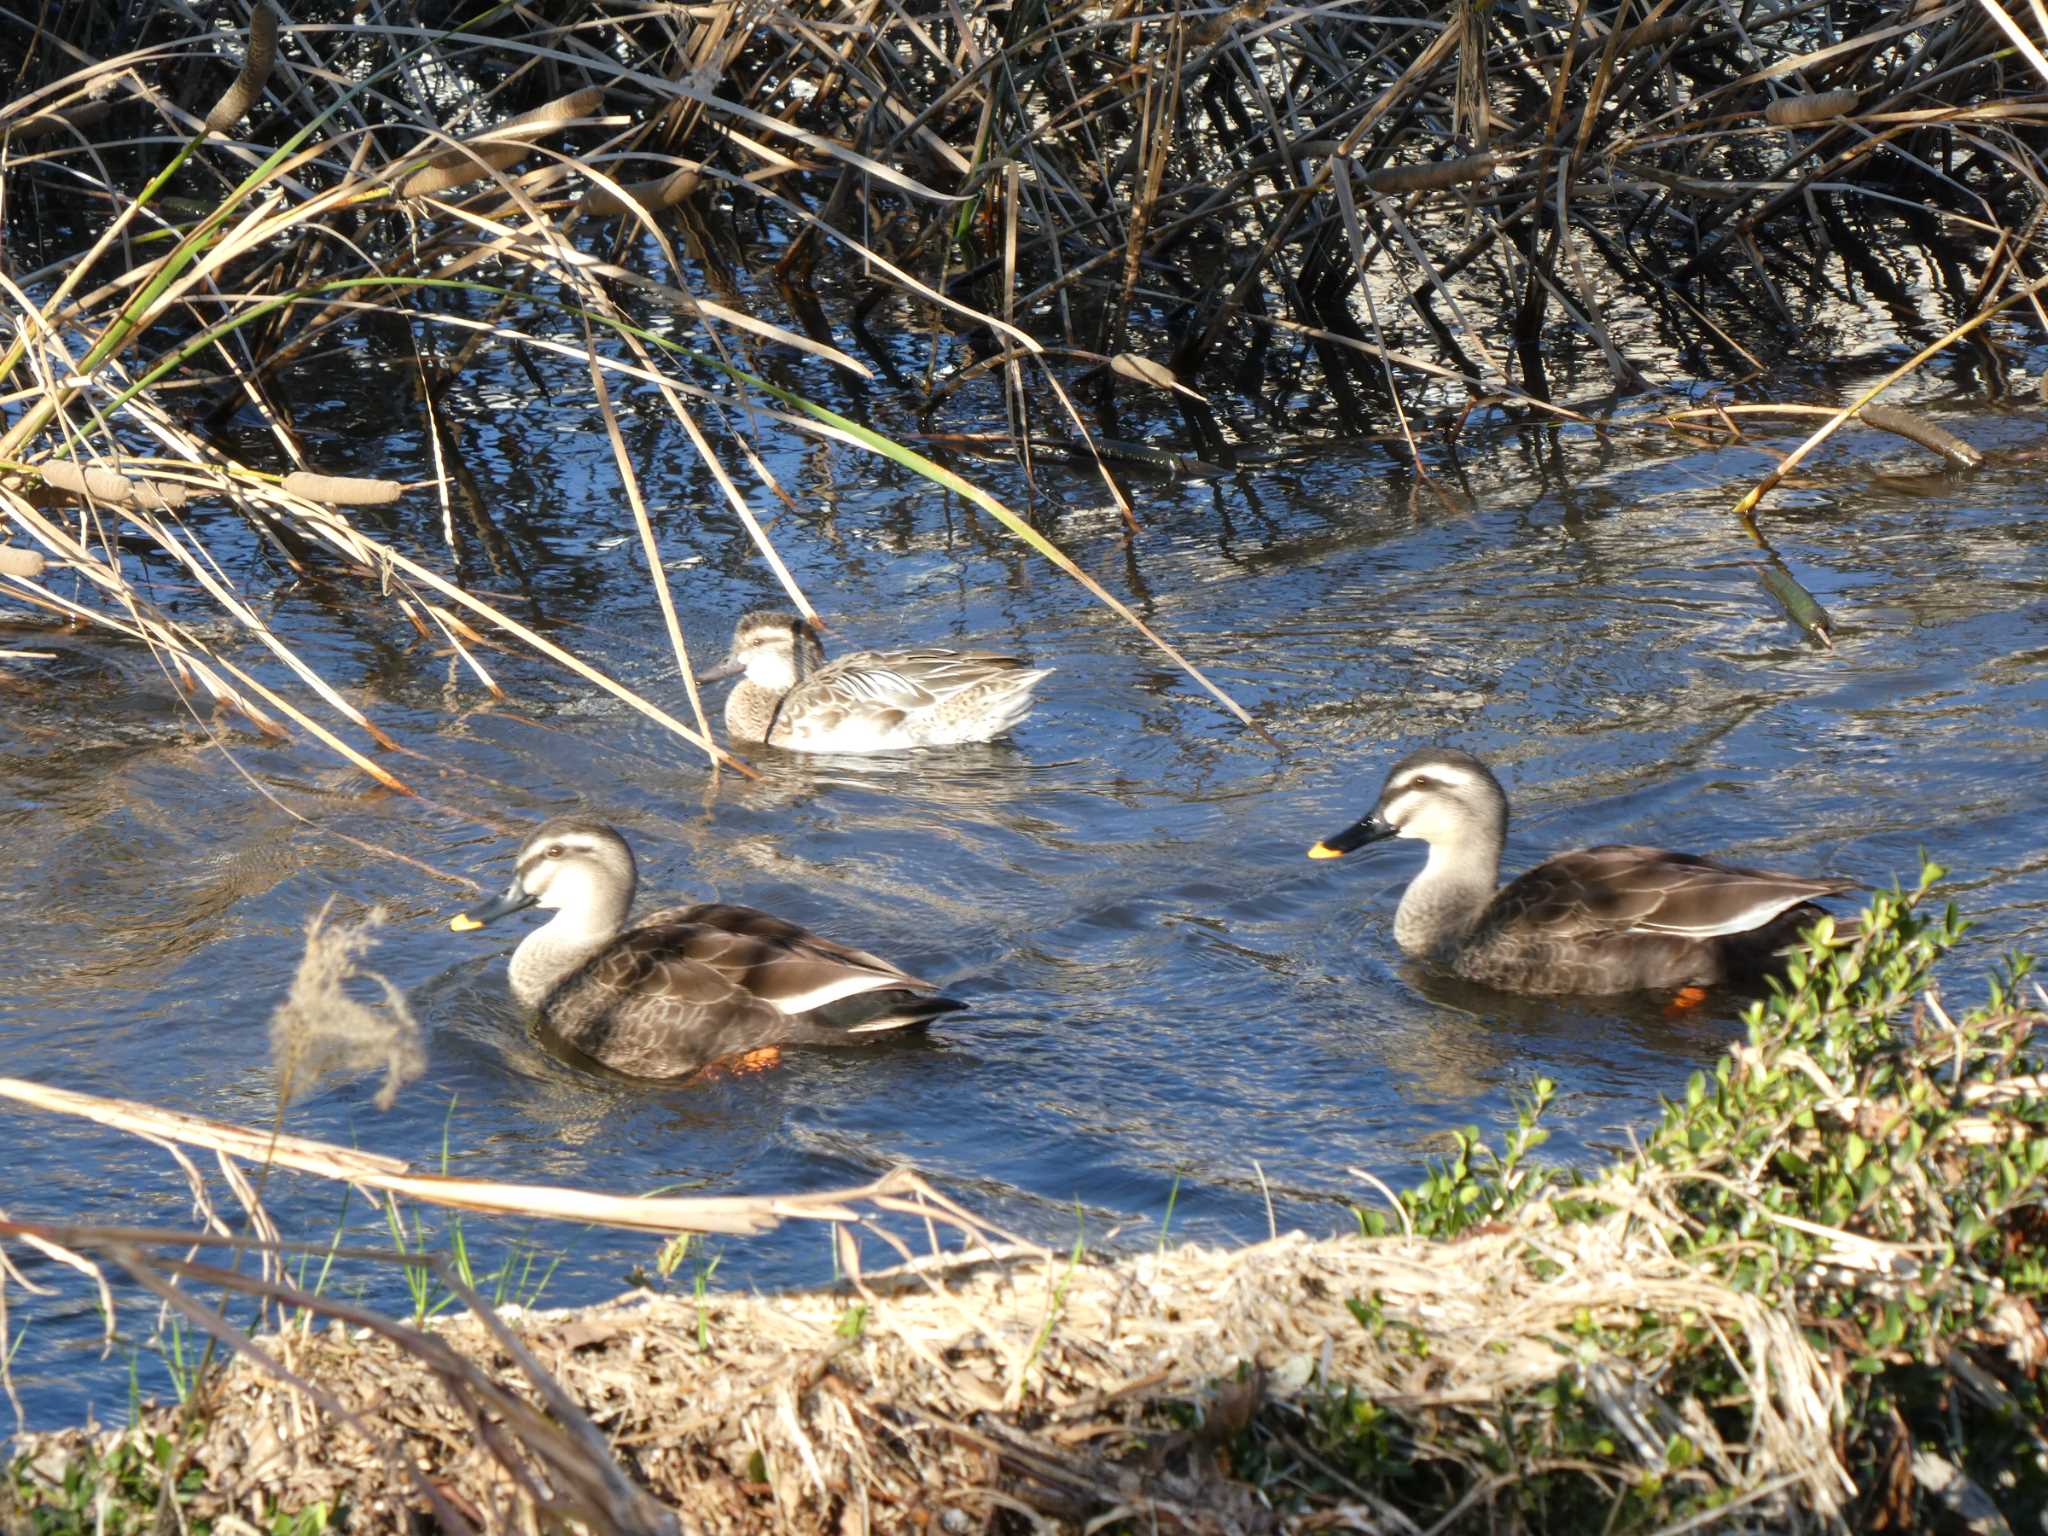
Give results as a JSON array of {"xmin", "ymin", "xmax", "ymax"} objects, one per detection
[{"xmin": 9, "ymin": 1193, "xmax": 1843, "ymax": 1534}]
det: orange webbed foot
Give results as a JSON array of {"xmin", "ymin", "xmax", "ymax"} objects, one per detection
[{"xmin": 1666, "ymin": 985, "xmax": 1712, "ymax": 1015}]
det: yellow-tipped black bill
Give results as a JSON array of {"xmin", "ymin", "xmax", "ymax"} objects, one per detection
[
  {"xmin": 1308, "ymin": 814, "xmax": 1396, "ymax": 860},
  {"xmin": 450, "ymin": 879, "xmax": 537, "ymax": 932}
]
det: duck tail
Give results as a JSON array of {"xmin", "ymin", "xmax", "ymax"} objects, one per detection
[
  {"xmin": 1723, "ymin": 901, "xmax": 1855, "ymax": 985},
  {"xmin": 842, "ymin": 992, "xmax": 969, "ymax": 1034},
  {"xmin": 978, "ymin": 667, "xmax": 1053, "ymax": 737}
]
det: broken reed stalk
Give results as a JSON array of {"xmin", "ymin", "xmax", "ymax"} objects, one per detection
[{"xmin": 0, "ymin": 1076, "xmax": 1027, "ymax": 1245}]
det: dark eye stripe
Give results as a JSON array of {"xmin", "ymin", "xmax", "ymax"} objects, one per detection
[{"xmin": 522, "ymin": 838, "xmax": 587, "ymax": 871}]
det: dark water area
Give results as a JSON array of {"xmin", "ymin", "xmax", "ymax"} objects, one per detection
[{"xmin": 4, "ymin": 311, "xmax": 2047, "ymax": 1432}]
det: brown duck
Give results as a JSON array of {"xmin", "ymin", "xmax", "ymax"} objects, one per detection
[
  {"xmin": 1308, "ymin": 748, "xmax": 1854, "ymax": 996},
  {"xmin": 451, "ymin": 817, "xmax": 963, "ymax": 1077}
]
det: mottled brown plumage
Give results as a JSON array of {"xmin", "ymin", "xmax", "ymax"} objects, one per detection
[
  {"xmin": 1310, "ymin": 749, "xmax": 1854, "ymax": 995},
  {"xmin": 699, "ymin": 610, "xmax": 1050, "ymax": 752},
  {"xmin": 451, "ymin": 818, "xmax": 963, "ymax": 1078}
]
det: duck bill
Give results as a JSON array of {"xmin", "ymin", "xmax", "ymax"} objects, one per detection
[
  {"xmin": 449, "ymin": 879, "xmax": 538, "ymax": 932},
  {"xmin": 696, "ymin": 657, "xmax": 744, "ymax": 684},
  {"xmin": 1307, "ymin": 815, "xmax": 1397, "ymax": 860}
]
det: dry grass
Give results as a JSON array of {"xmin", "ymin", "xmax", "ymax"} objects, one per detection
[{"xmin": 6, "ymin": 1199, "xmax": 1845, "ymax": 1534}]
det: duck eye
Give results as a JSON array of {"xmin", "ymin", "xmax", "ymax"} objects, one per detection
[
  {"xmin": 544, "ymin": 844, "xmax": 564, "ymax": 859},
  {"xmin": 1408, "ymin": 775, "xmax": 1434, "ymax": 790}
]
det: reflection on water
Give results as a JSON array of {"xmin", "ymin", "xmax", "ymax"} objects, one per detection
[{"xmin": 3, "ymin": 389, "xmax": 2046, "ymax": 1430}]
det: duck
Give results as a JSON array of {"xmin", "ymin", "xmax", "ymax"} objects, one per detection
[
  {"xmin": 450, "ymin": 816, "xmax": 965, "ymax": 1078},
  {"xmin": 697, "ymin": 609, "xmax": 1050, "ymax": 753},
  {"xmin": 1307, "ymin": 747, "xmax": 1854, "ymax": 996}
]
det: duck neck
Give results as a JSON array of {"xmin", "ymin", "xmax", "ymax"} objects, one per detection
[
  {"xmin": 725, "ymin": 680, "xmax": 785, "ymax": 744},
  {"xmin": 1393, "ymin": 838, "xmax": 1500, "ymax": 958},
  {"xmin": 507, "ymin": 886, "xmax": 631, "ymax": 1007}
]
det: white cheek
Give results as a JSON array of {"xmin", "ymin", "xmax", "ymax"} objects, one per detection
[
  {"xmin": 529, "ymin": 862, "xmax": 589, "ymax": 910},
  {"xmin": 1382, "ymin": 788, "xmax": 1424, "ymax": 835}
]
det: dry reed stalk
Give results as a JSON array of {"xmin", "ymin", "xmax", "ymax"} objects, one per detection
[
  {"xmin": 0, "ymin": 1076, "xmax": 1021, "ymax": 1244},
  {"xmin": 329, "ymin": 509, "xmax": 752, "ymax": 773},
  {"xmin": 0, "ymin": 493, "xmax": 341, "ymax": 748},
  {"xmin": 577, "ymin": 306, "xmax": 723, "ymax": 758},
  {"xmin": 117, "ymin": 504, "xmax": 407, "ymax": 752},
  {"xmin": 423, "ymin": 603, "xmax": 508, "ymax": 700},
  {"xmin": 0, "ymin": 1209, "xmax": 115, "ymax": 1387}
]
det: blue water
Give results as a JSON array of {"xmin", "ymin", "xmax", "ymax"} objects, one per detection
[{"xmin": 3, "ymin": 345, "xmax": 2045, "ymax": 1432}]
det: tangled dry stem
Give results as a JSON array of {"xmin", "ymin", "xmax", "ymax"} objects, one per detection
[
  {"xmin": 4, "ymin": 0, "xmax": 2038, "ymax": 792},
  {"xmin": 269, "ymin": 899, "xmax": 424, "ymax": 1113},
  {"xmin": 12, "ymin": 1189, "xmax": 1847, "ymax": 1534}
]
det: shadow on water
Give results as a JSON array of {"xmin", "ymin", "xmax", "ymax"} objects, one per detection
[{"xmin": 4, "ymin": 365, "xmax": 2048, "ymax": 1429}]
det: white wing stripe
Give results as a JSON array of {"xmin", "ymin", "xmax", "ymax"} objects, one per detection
[
  {"xmin": 1631, "ymin": 891, "xmax": 1819, "ymax": 939},
  {"xmin": 764, "ymin": 972, "xmax": 901, "ymax": 1015}
]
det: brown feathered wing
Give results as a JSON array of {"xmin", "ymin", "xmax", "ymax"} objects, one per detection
[
  {"xmin": 1486, "ymin": 846, "xmax": 1855, "ymax": 941},
  {"xmin": 541, "ymin": 903, "xmax": 957, "ymax": 1078}
]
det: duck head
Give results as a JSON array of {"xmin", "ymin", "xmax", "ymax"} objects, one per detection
[
  {"xmin": 1309, "ymin": 747, "xmax": 1509, "ymax": 859},
  {"xmin": 697, "ymin": 609, "xmax": 827, "ymax": 690},
  {"xmin": 450, "ymin": 816, "xmax": 637, "ymax": 934}
]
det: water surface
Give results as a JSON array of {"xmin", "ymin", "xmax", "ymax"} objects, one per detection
[{"xmin": 4, "ymin": 342, "xmax": 2045, "ymax": 1432}]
